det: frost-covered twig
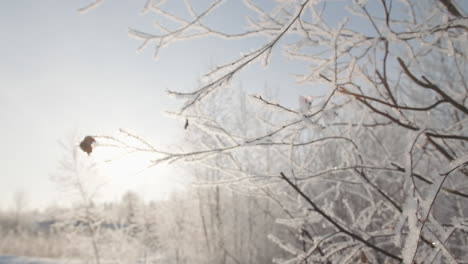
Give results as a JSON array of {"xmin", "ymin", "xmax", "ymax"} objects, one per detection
[
  {"xmin": 280, "ymin": 172, "xmax": 403, "ymax": 262},
  {"xmin": 77, "ymin": 0, "xmax": 105, "ymax": 14}
]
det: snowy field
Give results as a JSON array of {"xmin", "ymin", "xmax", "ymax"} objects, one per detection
[
  {"xmin": 0, "ymin": 256, "xmax": 163, "ymax": 264},
  {"xmin": 0, "ymin": 256, "xmax": 104, "ymax": 264},
  {"xmin": 0, "ymin": 256, "xmax": 63, "ymax": 264}
]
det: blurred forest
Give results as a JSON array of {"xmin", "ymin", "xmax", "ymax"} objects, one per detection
[{"xmin": 0, "ymin": 188, "xmax": 286, "ymax": 263}]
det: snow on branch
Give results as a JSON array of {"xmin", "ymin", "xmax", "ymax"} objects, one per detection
[{"xmin": 77, "ymin": 0, "xmax": 105, "ymax": 14}]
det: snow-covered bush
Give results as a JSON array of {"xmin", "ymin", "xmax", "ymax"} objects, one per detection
[{"xmin": 87, "ymin": 0, "xmax": 468, "ymax": 263}]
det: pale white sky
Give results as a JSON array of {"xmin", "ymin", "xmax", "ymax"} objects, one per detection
[
  {"xmin": 0, "ymin": 0, "xmax": 309, "ymax": 209},
  {"xmin": 4, "ymin": 0, "xmax": 464, "ymax": 210},
  {"xmin": 0, "ymin": 0, "xmax": 190, "ymax": 209}
]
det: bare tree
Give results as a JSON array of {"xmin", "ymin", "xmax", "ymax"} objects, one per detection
[
  {"xmin": 12, "ymin": 190, "xmax": 28, "ymax": 233},
  {"xmin": 51, "ymin": 137, "xmax": 104, "ymax": 264}
]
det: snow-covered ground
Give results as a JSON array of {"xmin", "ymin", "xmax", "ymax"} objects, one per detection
[
  {"xmin": 0, "ymin": 256, "xmax": 164, "ymax": 264},
  {"xmin": 0, "ymin": 256, "xmax": 87, "ymax": 264},
  {"xmin": 0, "ymin": 256, "xmax": 60, "ymax": 264}
]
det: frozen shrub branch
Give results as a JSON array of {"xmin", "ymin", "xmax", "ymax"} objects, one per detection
[
  {"xmin": 90, "ymin": 0, "xmax": 468, "ymax": 262},
  {"xmin": 280, "ymin": 172, "xmax": 403, "ymax": 262}
]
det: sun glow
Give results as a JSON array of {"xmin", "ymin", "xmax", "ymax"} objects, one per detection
[{"xmin": 90, "ymin": 145, "xmax": 187, "ymax": 203}]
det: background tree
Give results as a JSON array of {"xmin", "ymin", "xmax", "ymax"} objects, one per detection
[
  {"xmin": 51, "ymin": 137, "xmax": 105, "ymax": 264},
  {"xmin": 11, "ymin": 190, "xmax": 28, "ymax": 233}
]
